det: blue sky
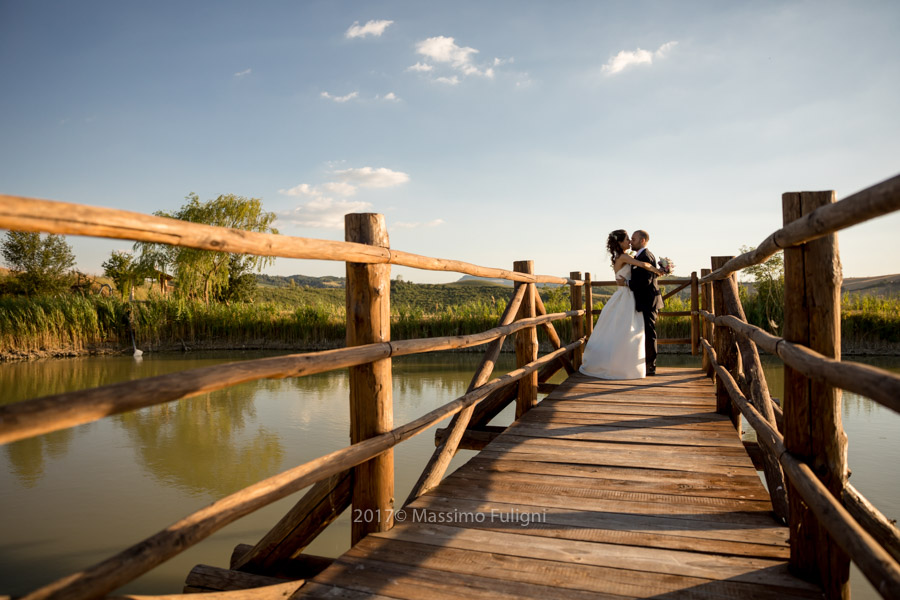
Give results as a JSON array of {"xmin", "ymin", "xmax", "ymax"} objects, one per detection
[{"xmin": 1, "ymin": 1, "xmax": 898, "ymax": 283}]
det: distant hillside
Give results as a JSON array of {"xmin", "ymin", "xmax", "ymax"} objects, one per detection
[
  {"xmin": 842, "ymin": 274, "xmax": 900, "ymax": 297},
  {"xmin": 256, "ymin": 274, "xmax": 345, "ymax": 288}
]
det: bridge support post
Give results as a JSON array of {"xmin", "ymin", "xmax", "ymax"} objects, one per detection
[
  {"xmin": 700, "ymin": 268, "xmax": 713, "ymax": 376},
  {"xmin": 782, "ymin": 191, "xmax": 849, "ymax": 598},
  {"xmin": 690, "ymin": 272, "xmax": 700, "ymax": 356},
  {"xmin": 515, "ymin": 260, "xmax": 538, "ymax": 418},
  {"xmin": 345, "ymin": 213, "xmax": 394, "ymax": 545},
  {"xmin": 711, "ymin": 256, "xmax": 741, "ymax": 434},
  {"xmin": 569, "ymin": 271, "xmax": 584, "ymax": 370},
  {"xmin": 584, "ymin": 273, "xmax": 594, "ymax": 338}
]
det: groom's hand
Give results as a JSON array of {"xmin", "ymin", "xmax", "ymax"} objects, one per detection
[{"xmin": 616, "ymin": 276, "xmax": 626, "ymax": 286}]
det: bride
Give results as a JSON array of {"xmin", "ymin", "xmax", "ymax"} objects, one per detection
[{"xmin": 579, "ymin": 229, "xmax": 665, "ymax": 380}]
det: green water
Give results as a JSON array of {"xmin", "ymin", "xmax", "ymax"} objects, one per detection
[{"xmin": 0, "ymin": 352, "xmax": 897, "ymax": 597}]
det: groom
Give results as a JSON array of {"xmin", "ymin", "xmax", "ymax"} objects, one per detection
[{"xmin": 621, "ymin": 230, "xmax": 664, "ymax": 375}]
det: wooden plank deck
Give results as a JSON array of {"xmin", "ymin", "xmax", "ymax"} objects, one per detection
[{"xmin": 292, "ymin": 367, "xmax": 823, "ymax": 599}]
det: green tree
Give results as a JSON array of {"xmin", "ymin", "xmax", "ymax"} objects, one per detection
[
  {"xmin": 739, "ymin": 245, "xmax": 784, "ymax": 334},
  {"xmin": 101, "ymin": 250, "xmax": 149, "ymax": 299},
  {"xmin": 0, "ymin": 231, "xmax": 76, "ymax": 295},
  {"xmin": 136, "ymin": 193, "xmax": 278, "ymax": 304}
]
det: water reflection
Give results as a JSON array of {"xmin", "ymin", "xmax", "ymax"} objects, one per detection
[
  {"xmin": 0, "ymin": 351, "xmax": 896, "ymax": 599},
  {"xmin": 4, "ymin": 428, "xmax": 74, "ymax": 488},
  {"xmin": 114, "ymin": 386, "xmax": 284, "ymax": 497}
]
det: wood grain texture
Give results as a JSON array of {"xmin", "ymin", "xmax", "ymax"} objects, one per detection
[{"xmin": 291, "ymin": 367, "xmax": 825, "ymax": 600}]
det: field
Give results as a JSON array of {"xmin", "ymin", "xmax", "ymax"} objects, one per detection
[{"xmin": 0, "ymin": 272, "xmax": 897, "ymax": 359}]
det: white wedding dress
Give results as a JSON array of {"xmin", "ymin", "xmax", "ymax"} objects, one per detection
[{"xmin": 579, "ymin": 264, "xmax": 646, "ymax": 380}]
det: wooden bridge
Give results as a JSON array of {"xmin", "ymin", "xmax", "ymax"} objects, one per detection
[
  {"xmin": 291, "ymin": 368, "xmax": 821, "ymax": 600},
  {"xmin": 1, "ymin": 175, "xmax": 899, "ymax": 600}
]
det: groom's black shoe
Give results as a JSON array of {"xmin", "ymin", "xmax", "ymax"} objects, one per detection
[{"xmin": 647, "ymin": 371, "xmax": 657, "ymax": 376}]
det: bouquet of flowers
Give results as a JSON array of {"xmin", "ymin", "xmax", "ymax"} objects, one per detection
[{"xmin": 658, "ymin": 256, "xmax": 675, "ymax": 275}]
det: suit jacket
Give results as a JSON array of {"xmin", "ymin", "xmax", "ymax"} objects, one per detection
[{"xmin": 629, "ymin": 249, "xmax": 664, "ymax": 313}]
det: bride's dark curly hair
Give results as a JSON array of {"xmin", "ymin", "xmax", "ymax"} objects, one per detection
[{"xmin": 606, "ymin": 229, "xmax": 629, "ymax": 267}]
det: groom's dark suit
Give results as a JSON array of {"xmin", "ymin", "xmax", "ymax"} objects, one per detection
[{"xmin": 628, "ymin": 249, "xmax": 664, "ymax": 374}]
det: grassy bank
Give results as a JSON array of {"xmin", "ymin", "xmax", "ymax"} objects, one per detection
[{"xmin": 1, "ymin": 289, "xmax": 898, "ymax": 360}]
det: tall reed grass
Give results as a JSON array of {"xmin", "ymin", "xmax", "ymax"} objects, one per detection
[{"xmin": 1, "ymin": 290, "xmax": 897, "ymax": 357}]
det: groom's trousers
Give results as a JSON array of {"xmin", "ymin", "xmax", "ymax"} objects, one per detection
[{"xmin": 643, "ymin": 309, "xmax": 658, "ymax": 374}]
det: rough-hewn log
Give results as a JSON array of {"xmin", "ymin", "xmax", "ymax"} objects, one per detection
[
  {"xmin": 785, "ymin": 191, "xmax": 849, "ymax": 598},
  {"xmin": 570, "ymin": 272, "xmax": 584, "ymax": 370},
  {"xmin": 516, "ymin": 262, "xmax": 538, "ymax": 419},
  {"xmin": 113, "ymin": 581, "xmax": 302, "ymax": 599},
  {"xmin": 720, "ymin": 273, "xmax": 789, "ymax": 521},
  {"xmin": 230, "ymin": 545, "xmax": 332, "ymax": 581},
  {"xmin": 345, "ymin": 213, "xmax": 393, "ymax": 544},
  {"xmin": 405, "ymin": 284, "xmax": 526, "ymax": 505},
  {"xmin": 701, "ymin": 172, "xmax": 900, "ymax": 282},
  {"xmin": 231, "ymin": 470, "xmax": 351, "ymax": 574},
  {"xmin": 183, "ymin": 565, "xmax": 287, "ymax": 594},
  {"xmin": 701, "ymin": 269, "xmax": 713, "ymax": 376},
  {"xmin": 533, "ymin": 289, "xmax": 575, "ymax": 374},
  {"xmin": 691, "ymin": 272, "xmax": 700, "ymax": 356},
  {"xmin": 434, "ymin": 426, "xmax": 503, "ymax": 451},
  {"xmin": 0, "ymin": 195, "xmax": 574, "ymax": 285},
  {"xmin": 0, "ymin": 310, "xmax": 582, "ymax": 446},
  {"xmin": 842, "ymin": 484, "xmax": 900, "ymax": 565},
  {"xmin": 700, "ymin": 310, "xmax": 900, "ymax": 415},
  {"xmin": 661, "ymin": 279, "xmax": 691, "ymax": 301},
  {"xmin": 705, "ymin": 348, "xmax": 900, "ymax": 598},
  {"xmin": 711, "ymin": 256, "xmax": 740, "ymax": 433},
  {"xmin": 16, "ymin": 340, "xmax": 583, "ymax": 600},
  {"xmin": 584, "ymin": 273, "xmax": 594, "ymax": 336},
  {"xmin": 467, "ymin": 339, "xmax": 584, "ymax": 429}
]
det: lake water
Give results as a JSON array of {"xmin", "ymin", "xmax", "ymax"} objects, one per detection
[{"xmin": 0, "ymin": 351, "xmax": 897, "ymax": 598}]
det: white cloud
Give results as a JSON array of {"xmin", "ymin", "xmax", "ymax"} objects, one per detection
[
  {"xmin": 277, "ymin": 167, "xmax": 409, "ymax": 228},
  {"xmin": 321, "ymin": 90, "xmax": 359, "ymax": 103},
  {"xmin": 655, "ymin": 41, "xmax": 678, "ymax": 57},
  {"xmin": 333, "ymin": 167, "xmax": 410, "ymax": 188},
  {"xmin": 378, "ymin": 92, "xmax": 400, "ymax": 102},
  {"xmin": 234, "ymin": 68, "xmax": 252, "ymax": 78},
  {"xmin": 345, "ymin": 19, "xmax": 393, "ymax": 39},
  {"xmin": 601, "ymin": 41, "xmax": 678, "ymax": 76},
  {"xmin": 417, "ymin": 36, "xmax": 478, "ymax": 68},
  {"xmin": 278, "ymin": 198, "xmax": 374, "ymax": 229},
  {"xmin": 406, "ymin": 62, "xmax": 434, "ymax": 72},
  {"xmin": 413, "ymin": 36, "xmax": 499, "ymax": 80},
  {"xmin": 393, "ymin": 218, "xmax": 445, "ymax": 229}
]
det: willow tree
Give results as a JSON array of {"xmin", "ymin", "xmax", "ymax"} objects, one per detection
[{"xmin": 135, "ymin": 193, "xmax": 278, "ymax": 304}]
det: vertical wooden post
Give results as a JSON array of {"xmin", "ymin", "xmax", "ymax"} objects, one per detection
[
  {"xmin": 690, "ymin": 271, "xmax": 700, "ymax": 356},
  {"xmin": 783, "ymin": 191, "xmax": 849, "ymax": 598},
  {"xmin": 515, "ymin": 261, "xmax": 538, "ymax": 419},
  {"xmin": 711, "ymin": 256, "xmax": 740, "ymax": 434},
  {"xmin": 584, "ymin": 273, "xmax": 594, "ymax": 338},
  {"xmin": 570, "ymin": 272, "xmax": 584, "ymax": 370},
  {"xmin": 345, "ymin": 213, "xmax": 393, "ymax": 545},
  {"xmin": 701, "ymin": 268, "xmax": 713, "ymax": 376}
]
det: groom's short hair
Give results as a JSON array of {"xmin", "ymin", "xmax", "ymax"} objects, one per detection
[{"xmin": 634, "ymin": 230, "xmax": 650, "ymax": 242}]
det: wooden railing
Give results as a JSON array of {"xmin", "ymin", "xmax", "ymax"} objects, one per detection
[
  {"xmin": 696, "ymin": 173, "xmax": 900, "ymax": 599},
  {"xmin": 0, "ymin": 198, "xmax": 591, "ymax": 600}
]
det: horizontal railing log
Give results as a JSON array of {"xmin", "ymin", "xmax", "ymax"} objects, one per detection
[
  {"xmin": 590, "ymin": 277, "xmax": 692, "ymax": 287},
  {"xmin": 701, "ymin": 172, "xmax": 900, "ymax": 283},
  {"xmin": 700, "ymin": 338, "xmax": 900, "ymax": 597},
  {"xmin": 0, "ymin": 195, "xmax": 579, "ymax": 286},
  {"xmin": 842, "ymin": 484, "xmax": 900, "ymax": 565},
  {"xmin": 700, "ymin": 310, "xmax": 900, "ymax": 415},
  {"xmin": 19, "ymin": 340, "xmax": 583, "ymax": 600},
  {"xmin": 0, "ymin": 309, "xmax": 583, "ymax": 445}
]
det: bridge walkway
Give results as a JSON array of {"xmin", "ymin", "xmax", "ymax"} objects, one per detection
[{"xmin": 292, "ymin": 367, "xmax": 823, "ymax": 599}]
